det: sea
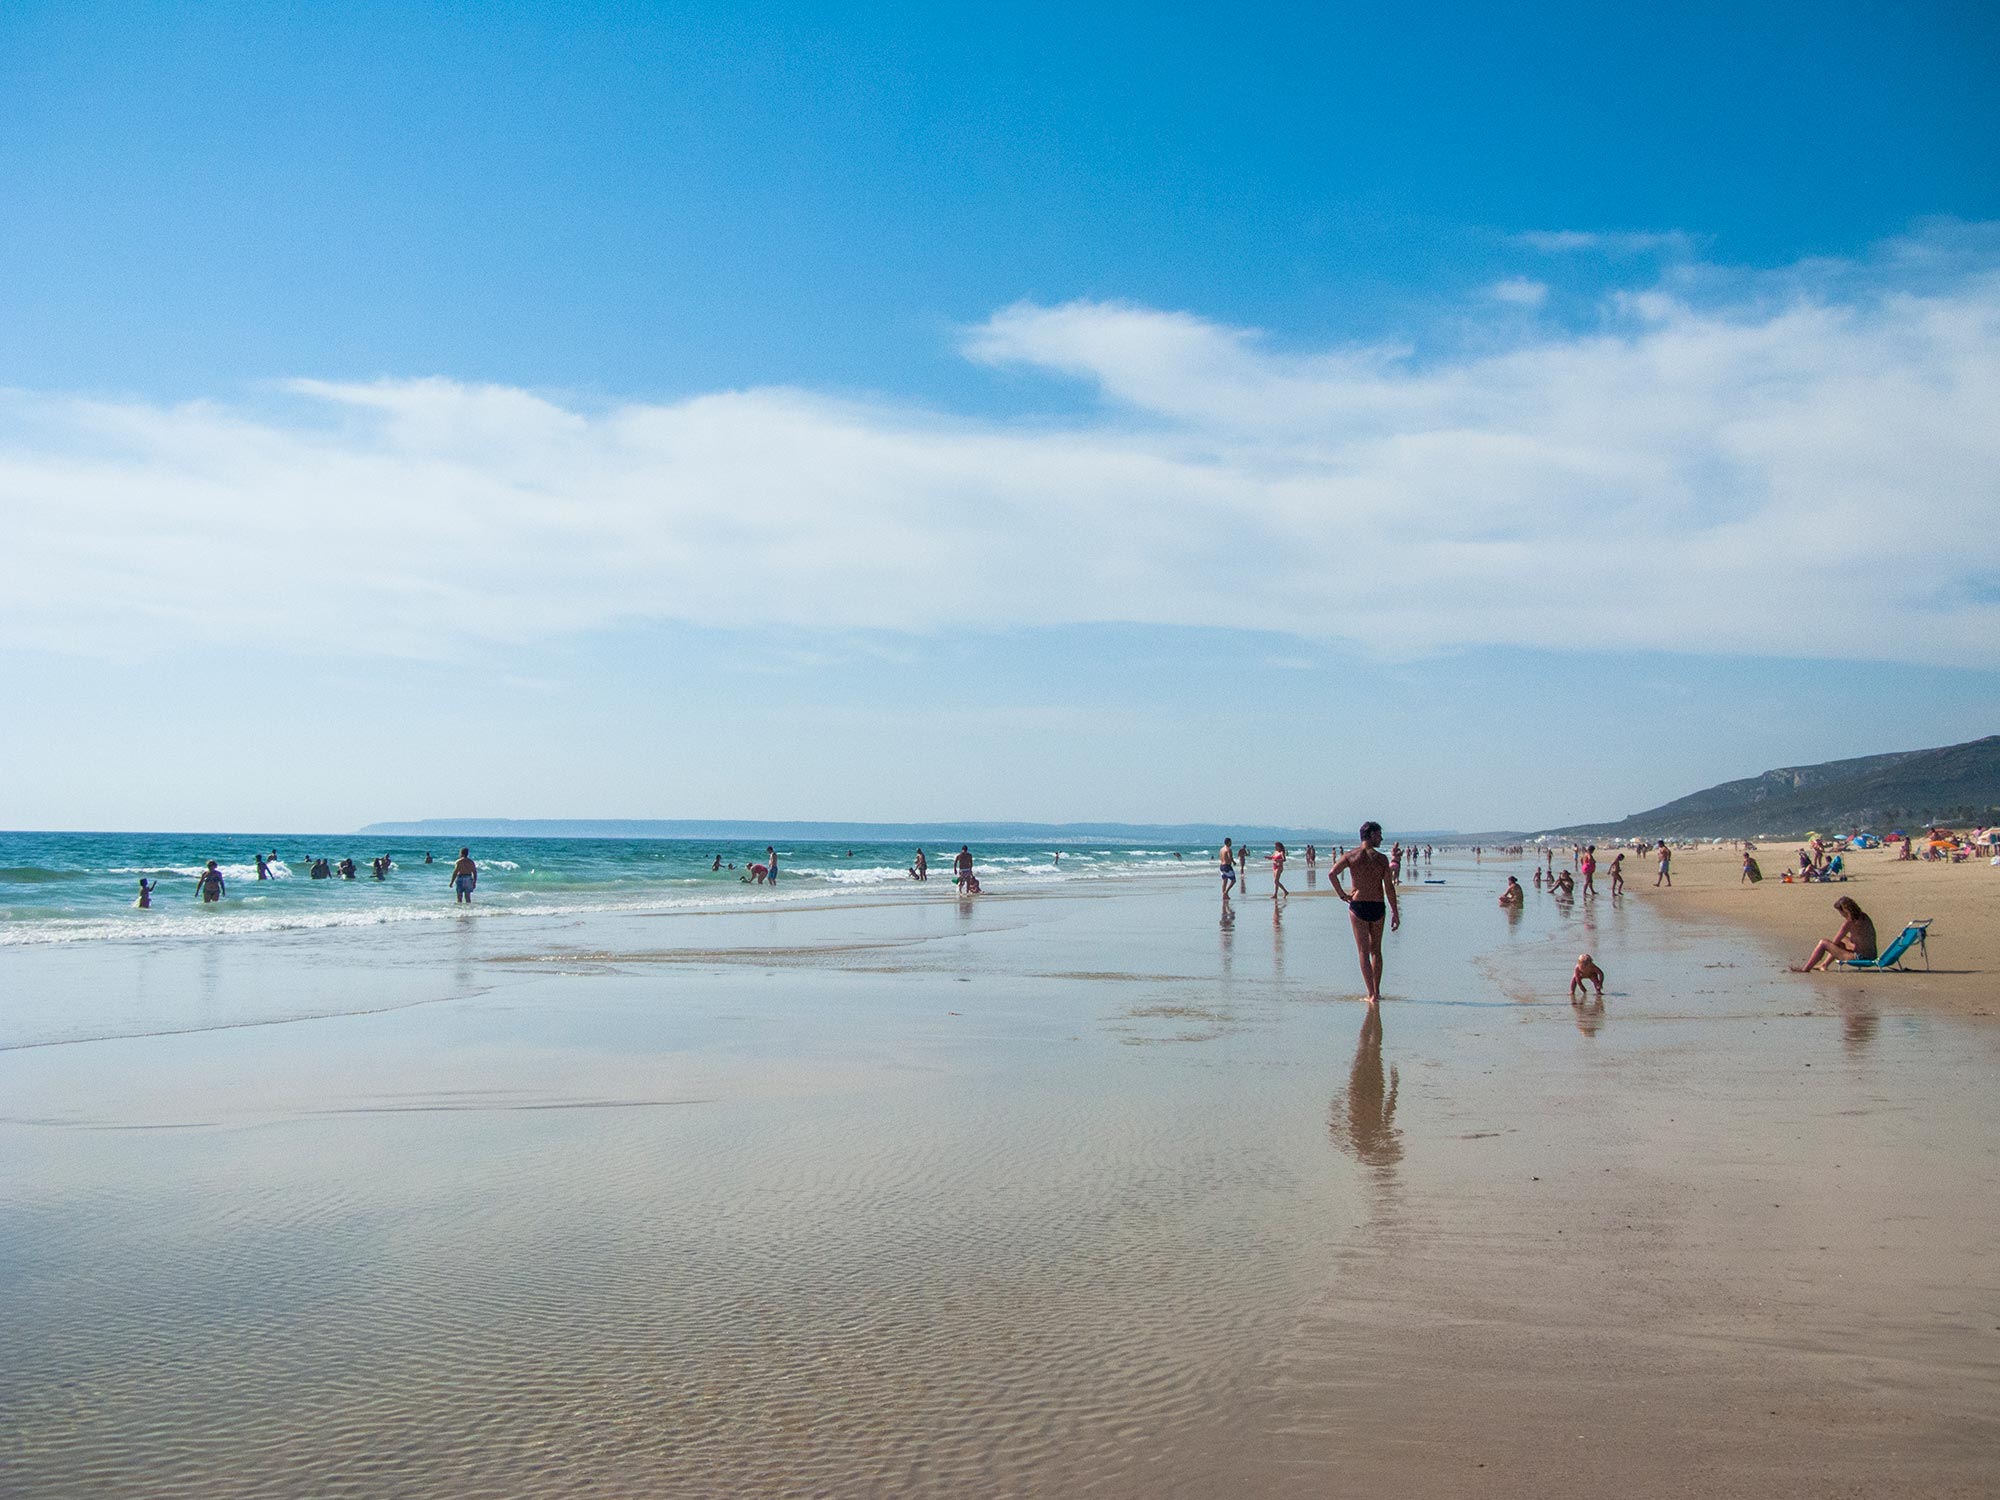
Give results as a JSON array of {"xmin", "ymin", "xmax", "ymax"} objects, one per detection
[{"xmin": 0, "ymin": 830, "xmax": 1226, "ymax": 946}]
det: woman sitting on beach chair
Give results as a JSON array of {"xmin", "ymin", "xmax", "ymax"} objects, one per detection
[{"xmin": 1791, "ymin": 897, "xmax": 1877, "ymax": 972}]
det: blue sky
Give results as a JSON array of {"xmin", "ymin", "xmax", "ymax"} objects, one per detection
[{"xmin": 2, "ymin": 1, "xmax": 1996, "ymax": 831}]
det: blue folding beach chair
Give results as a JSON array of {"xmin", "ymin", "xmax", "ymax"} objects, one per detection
[{"xmin": 1837, "ymin": 918, "xmax": 1932, "ymax": 972}]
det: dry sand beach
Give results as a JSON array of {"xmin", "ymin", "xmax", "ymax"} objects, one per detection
[
  {"xmin": 2, "ymin": 856, "xmax": 1996, "ymax": 1498},
  {"xmin": 1648, "ymin": 842, "xmax": 1997, "ymax": 1017}
]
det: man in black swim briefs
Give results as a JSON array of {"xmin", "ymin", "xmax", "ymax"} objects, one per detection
[{"xmin": 1329, "ymin": 821, "xmax": 1400, "ymax": 1003}]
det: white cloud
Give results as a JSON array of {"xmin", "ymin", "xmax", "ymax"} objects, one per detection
[
  {"xmin": 1487, "ymin": 277, "xmax": 1549, "ymax": 307},
  {"xmin": 3, "ymin": 231, "xmax": 1998, "ymax": 667}
]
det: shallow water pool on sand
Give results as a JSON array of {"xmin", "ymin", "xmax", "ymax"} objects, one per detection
[{"xmin": 2, "ymin": 866, "xmax": 1996, "ymax": 1497}]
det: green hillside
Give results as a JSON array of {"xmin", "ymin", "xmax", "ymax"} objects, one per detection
[{"xmin": 1544, "ymin": 735, "xmax": 2000, "ymax": 840}]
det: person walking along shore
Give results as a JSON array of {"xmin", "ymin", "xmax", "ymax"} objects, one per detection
[{"xmin": 1330, "ymin": 822, "xmax": 1399, "ymax": 1003}]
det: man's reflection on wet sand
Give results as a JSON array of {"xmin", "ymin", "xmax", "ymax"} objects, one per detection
[{"xmin": 1330, "ymin": 1002, "xmax": 1402, "ymax": 1176}]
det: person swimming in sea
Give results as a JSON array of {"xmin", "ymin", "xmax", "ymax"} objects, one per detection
[{"xmin": 1329, "ymin": 822, "xmax": 1399, "ymax": 1004}]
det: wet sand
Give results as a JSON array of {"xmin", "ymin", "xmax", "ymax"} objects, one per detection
[{"xmin": 2, "ymin": 867, "xmax": 1996, "ymax": 1497}]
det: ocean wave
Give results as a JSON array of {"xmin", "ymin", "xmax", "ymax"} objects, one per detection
[
  {"xmin": 107, "ymin": 862, "xmax": 294, "ymax": 881},
  {"xmin": 0, "ymin": 866, "xmax": 89, "ymax": 884}
]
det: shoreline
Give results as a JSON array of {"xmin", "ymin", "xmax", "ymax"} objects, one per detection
[{"xmin": 5, "ymin": 860, "xmax": 1998, "ymax": 1495}]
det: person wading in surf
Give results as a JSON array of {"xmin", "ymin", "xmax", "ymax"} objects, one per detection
[{"xmin": 1329, "ymin": 821, "xmax": 1400, "ymax": 1003}]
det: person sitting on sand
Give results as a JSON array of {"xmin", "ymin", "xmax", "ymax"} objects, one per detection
[
  {"xmin": 1498, "ymin": 876, "xmax": 1524, "ymax": 908},
  {"xmin": 1570, "ymin": 953, "xmax": 1605, "ymax": 1001},
  {"xmin": 195, "ymin": 860, "xmax": 225, "ymax": 903},
  {"xmin": 449, "ymin": 848, "xmax": 478, "ymax": 904},
  {"xmin": 1741, "ymin": 852, "xmax": 1763, "ymax": 883},
  {"xmin": 1792, "ymin": 897, "xmax": 1877, "ymax": 972}
]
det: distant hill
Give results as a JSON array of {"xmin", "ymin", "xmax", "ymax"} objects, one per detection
[{"xmin": 1541, "ymin": 735, "xmax": 2000, "ymax": 840}]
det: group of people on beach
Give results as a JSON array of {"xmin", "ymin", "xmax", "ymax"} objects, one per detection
[{"xmin": 902, "ymin": 846, "xmax": 980, "ymax": 892}]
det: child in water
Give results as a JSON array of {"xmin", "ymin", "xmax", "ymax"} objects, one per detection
[
  {"xmin": 1570, "ymin": 953, "xmax": 1605, "ymax": 1001},
  {"xmin": 136, "ymin": 878, "xmax": 156, "ymax": 909}
]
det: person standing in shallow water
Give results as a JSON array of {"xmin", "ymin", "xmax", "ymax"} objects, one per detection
[
  {"xmin": 1218, "ymin": 838, "xmax": 1237, "ymax": 908},
  {"xmin": 1654, "ymin": 840, "xmax": 1672, "ymax": 887},
  {"xmin": 195, "ymin": 860, "xmax": 226, "ymax": 903},
  {"xmin": 1329, "ymin": 821, "xmax": 1400, "ymax": 1003},
  {"xmin": 765, "ymin": 846, "xmax": 779, "ymax": 885},
  {"xmin": 450, "ymin": 847, "xmax": 478, "ymax": 904}
]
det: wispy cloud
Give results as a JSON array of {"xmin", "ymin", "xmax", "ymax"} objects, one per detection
[
  {"xmin": 3, "ymin": 228, "xmax": 1997, "ymax": 666},
  {"xmin": 1513, "ymin": 228, "xmax": 1703, "ymax": 256}
]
